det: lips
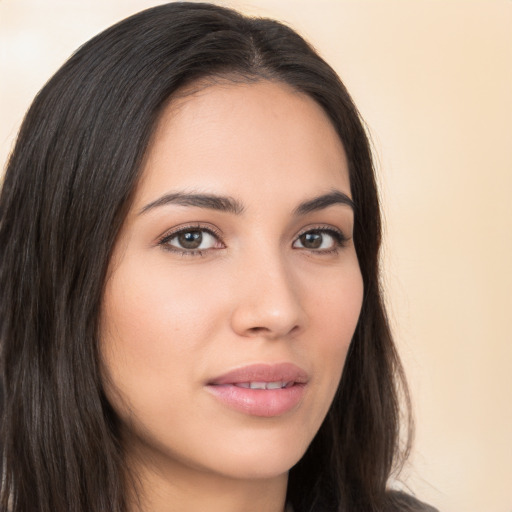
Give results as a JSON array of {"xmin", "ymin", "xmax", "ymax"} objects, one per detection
[
  {"xmin": 206, "ymin": 363, "xmax": 308, "ymax": 417},
  {"xmin": 233, "ymin": 381, "xmax": 293, "ymax": 389}
]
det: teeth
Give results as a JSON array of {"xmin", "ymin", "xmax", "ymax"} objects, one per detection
[
  {"xmin": 234, "ymin": 381, "xmax": 290, "ymax": 390},
  {"xmin": 266, "ymin": 381, "xmax": 284, "ymax": 389}
]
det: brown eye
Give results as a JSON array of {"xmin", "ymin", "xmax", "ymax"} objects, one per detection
[
  {"xmin": 299, "ymin": 232, "xmax": 323, "ymax": 249},
  {"xmin": 293, "ymin": 229, "xmax": 345, "ymax": 251},
  {"xmin": 163, "ymin": 228, "xmax": 219, "ymax": 252},
  {"xmin": 177, "ymin": 230, "xmax": 203, "ymax": 249}
]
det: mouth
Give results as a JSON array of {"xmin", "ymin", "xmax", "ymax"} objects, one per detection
[
  {"xmin": 205, "ymin": 363, "xmax": 308, "ymax": 417},
  {"xmin": 232, "ymin": 381, "xmax": 295, "ymax": 390}
]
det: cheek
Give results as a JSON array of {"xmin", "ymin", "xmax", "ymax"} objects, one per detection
[
  {"xmin": 298, "ymin": 259, "xmax": 364, "ymax": 418},
  {"xmin": 329, "ymin": 268, "xmax": 363, "ymax": 362},
  {"xmin": 99, "ymin": 256, "xmax": 219, "ymax": 417},
  {"xmin": 102, "ymin": 257, "xmax": 217, "ymax": 350},
  {"xmin": 305, "ymin": 256, "xmax": 363, "ymax": 348}
]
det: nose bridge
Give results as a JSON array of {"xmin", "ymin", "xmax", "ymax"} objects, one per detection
[{"xmin": 229, "ymin": 242, "xmax": 305, "ymax": 339}]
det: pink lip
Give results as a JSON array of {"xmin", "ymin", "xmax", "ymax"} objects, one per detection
[{"xmin": 205, "ymin": 363, "xmax": 308, "ymax": 417}]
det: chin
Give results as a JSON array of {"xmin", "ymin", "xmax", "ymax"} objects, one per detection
[
  {"xmin": 214, "ymin": 451, "xmax": 304, "ymax": 481},
  {"xmin": 203, "ymin": 428, "xmax": 313, "ymax": 481}
]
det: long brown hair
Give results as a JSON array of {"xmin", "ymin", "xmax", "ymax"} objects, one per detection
[{"xmin": 1, "ymin": 3, "xmax": 415, "ymax": 511}]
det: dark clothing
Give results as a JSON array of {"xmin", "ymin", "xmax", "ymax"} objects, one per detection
[{"xmin": 385, "ymin": 490, "xmax": 439, "ymax": 512}]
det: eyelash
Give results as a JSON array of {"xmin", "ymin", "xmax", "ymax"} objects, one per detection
[
  {"xmin": 157, "ymin": 224, "xmax": 349, "ymax": 257},
  {"xmin": 158, "ymin": 224, "xmax": 224, "ymax": 257},
  {"xmin": 294, "ymin": 225, "xmax": 349, "ymax": 255}
]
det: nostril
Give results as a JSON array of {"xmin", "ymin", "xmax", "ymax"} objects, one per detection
[
  {"xmin": 247, "ymin": 326, "xmax": 271, "ymax": 335},
  {"xmin": 229, "ymin": 287, "xmax": 305, "ymax": 339},
  {"xmin": 246, "ymin": 324, "xmax": 300, "ymax": 337}
]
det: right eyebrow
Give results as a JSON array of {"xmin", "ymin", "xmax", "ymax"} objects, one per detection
[
  {"xmin": 293, "ymin": 190, "xmax": 355, "ymax": 216},
  {"xmin": 138, "ymin": 192, "xmax": 245, "ymax": 216}
]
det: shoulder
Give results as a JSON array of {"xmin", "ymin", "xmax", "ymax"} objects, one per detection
[
  {"xmin": 287, "ymin": 491, "xmax": 439, "ymax": 512},
  {"xmin": 384, "ymin": 490, "xmax": 439, "ymax": 512}
]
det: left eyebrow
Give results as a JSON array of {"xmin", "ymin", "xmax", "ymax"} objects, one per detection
[
  {"xmin": 139, "ymin": 192, "xmax": 245, "ymax": 215},
  {"xmin": 293, "ymin": 190, "xmax": 355, "ymax": 216}
]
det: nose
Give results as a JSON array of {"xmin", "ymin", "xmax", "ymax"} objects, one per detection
[{"xmin": 229, "ymin": 251, "xmax": 306, "ymax": 340}]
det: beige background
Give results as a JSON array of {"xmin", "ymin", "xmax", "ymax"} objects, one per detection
[{"xmin": 1, "ymin": 1, "xmax": 511, "ymax": 511}]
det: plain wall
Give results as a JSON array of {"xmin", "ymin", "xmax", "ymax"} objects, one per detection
[{"xmin": 1, "ymin": 1, "xmax": 511, "ymax": 511}]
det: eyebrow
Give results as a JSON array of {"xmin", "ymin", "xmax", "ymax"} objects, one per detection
[
  {"xmin": 139, "ymin": 192, "xmax": 245, "ymax": 215},
  {"xmin": 293, "ymin": 190, "xmax": 355, "ymax": 215},
  {"xmin": 139, "ymin": 189, "xmax": 354, "ymax": 216}
]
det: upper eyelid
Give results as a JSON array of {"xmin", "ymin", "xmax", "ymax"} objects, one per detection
[
  {"xmin": 158, "ymin": 223, "xmax": 346, "ymax": 239},
  {"xmin": 157, "ymin": 224, "xmax": 348, "ymax": 253},
  {"xmin": 293, "ymin": 226, "xmax": 348, "ymax": 248},
  {"xmin": 295, "ymin": 224, "xmax": 349, "ymax": 239},
  {"xmin": 157, "ymin": 223, "xmax": 224, "ymax": 244},
  {"xmin": 157, "ymin": 225, "xmax": 225, "ymax": 257}
]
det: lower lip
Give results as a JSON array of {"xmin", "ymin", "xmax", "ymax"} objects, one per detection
[{"xmin": 206, "ymin": 383, "xmax": 306, "ymax": 417}]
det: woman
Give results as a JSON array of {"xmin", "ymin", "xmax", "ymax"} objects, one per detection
[{"xmin": 0, "ymin": 3, "xmax": 437, "ymax": 511}]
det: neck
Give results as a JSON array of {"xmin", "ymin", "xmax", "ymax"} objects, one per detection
[{"xmin": 125, "ymin": 451, "xmax": 289, "ymax": 512}]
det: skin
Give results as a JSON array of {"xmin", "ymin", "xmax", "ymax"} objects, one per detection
[{"xmin": 100, "ymin": 80, "xmax": 364, "ymax": 512}]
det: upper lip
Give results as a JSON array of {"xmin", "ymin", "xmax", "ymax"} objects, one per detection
[{"xmin": 207, "ymin": 362, "xmax": 309, "ymax": 386}]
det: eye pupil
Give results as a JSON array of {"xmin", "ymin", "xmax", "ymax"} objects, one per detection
[
  {"xmin": 178, "ymin": 231, "xmax": 202, "ymax": 249},
  {"xmin": 300, "ymin": 232, "xmax": 322, "ymax": 249}
]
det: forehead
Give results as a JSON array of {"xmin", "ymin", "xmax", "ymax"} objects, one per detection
[{"xmin": 134, "ymin": 80, "xmax": 350, "ymax": 209}]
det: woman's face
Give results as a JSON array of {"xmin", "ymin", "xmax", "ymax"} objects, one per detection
[{"xmin": 100, "ymin": 80, "xmax": 363, "ymax": 483}]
